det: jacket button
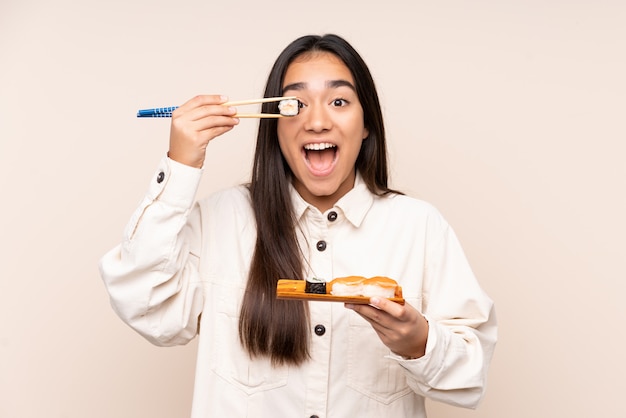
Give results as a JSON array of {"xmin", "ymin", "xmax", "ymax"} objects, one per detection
[
  {"xmin": 327, "ymin": 211, "xmax": 338, "ymax": 221},
  {"xmin": 314, "ymin": 325, "xmax": 326, "ymax": 336},
  {"xmin": 156, "ymin": 171, "xmax": 165, "ymax": 183},
  {"xmin": 316, "ymin": 240, "xmax": 327, "ymax": 251}
]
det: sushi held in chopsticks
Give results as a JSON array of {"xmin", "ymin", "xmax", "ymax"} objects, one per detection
[{"xmin": 278, "ymin": 98, "xmax": 300, "ymax": 116}]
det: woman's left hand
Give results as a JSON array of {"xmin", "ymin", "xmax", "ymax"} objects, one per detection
[{"xmin": 346, "ymin": 298, "xmax": 429, "ymax": 359}]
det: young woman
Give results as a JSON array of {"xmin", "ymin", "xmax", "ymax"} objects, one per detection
[{"xmin": 100, "ymin": 34, "xmax": 497, "ymax": 418}]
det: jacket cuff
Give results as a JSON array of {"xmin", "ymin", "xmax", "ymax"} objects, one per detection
[
  {"xmin": 386, "ymin": 315, "xmax": 444, "ymax": 377},
  {"xmin": 147, "ymin": 156, "xmax": 203, "ymax": 209}
]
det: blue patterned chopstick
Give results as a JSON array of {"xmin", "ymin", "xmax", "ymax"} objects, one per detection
[{"xmin": 137, "ymin": 106, "xmax": 178, "ymax": 118}]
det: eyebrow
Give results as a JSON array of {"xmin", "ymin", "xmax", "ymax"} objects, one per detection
[{"xmin": 282, "ymin": 79, "xmax": 357, "ymax": 93}]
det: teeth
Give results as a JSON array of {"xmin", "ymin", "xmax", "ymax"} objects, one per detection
[{"xmin": 304, "ymin": 143, "xmax": 336, "ymax": 151}]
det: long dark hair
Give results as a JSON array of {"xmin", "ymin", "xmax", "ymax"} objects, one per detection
[{"xmin": 239, "ymin": 34, "xmax": 397, "ymax": 365}]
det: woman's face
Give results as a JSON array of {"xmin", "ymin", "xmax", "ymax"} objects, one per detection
[{"xmin": 277, "ymin": 51, "xmax": 368, "ymax": 212}]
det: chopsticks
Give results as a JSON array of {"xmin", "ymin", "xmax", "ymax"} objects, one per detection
[{"xmin": 137, "ymin": 96, "xmax": 298, "ymax": 118}]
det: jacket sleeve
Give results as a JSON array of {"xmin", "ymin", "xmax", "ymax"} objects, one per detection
[
  {"xmin": 99, "ymin": 157, "xmax": 205, "ymax": 346},
  {"xmin": 391, "ymin": 212, "xmax": 497, "ymax": 409}
]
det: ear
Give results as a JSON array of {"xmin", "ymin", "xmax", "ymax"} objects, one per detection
[{"xmin": 362, "ymin": 127, "xmax": 370, "ymax": 140}]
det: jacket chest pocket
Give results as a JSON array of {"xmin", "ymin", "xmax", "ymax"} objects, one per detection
[{"xmin": 207, "ymin": 281, "xmax": 289, "ymax": 394}]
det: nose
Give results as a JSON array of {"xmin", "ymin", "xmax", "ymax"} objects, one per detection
[{"xmin": 303, "ymin": 102, "xmax": 332, "ymax": 133}]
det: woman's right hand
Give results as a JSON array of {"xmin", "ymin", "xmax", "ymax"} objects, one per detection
[{"xmin": 168, "ymin": 95, "xmax": 239, "ymax": 168}]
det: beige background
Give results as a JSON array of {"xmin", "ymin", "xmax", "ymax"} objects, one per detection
[{"xmin": 1, "ymin": 1, "xmax": 624, "ymax": 417}]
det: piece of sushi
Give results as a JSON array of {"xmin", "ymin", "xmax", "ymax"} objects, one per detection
[
  {"xmin": 278, "ymin": 98, "xmax": 300, "ymax": 116},
  {"xmin": 305, "ymin": 277, "xmax": 327, "ymax": 294},
  {"xmin": 329, "ymin": 276, "xmax": 400, "ymax": 298},
  {"xmin": 328, "ymin": 276, "xmax": 365, "ymax": 296},
  {"xmin": 360, "ymin": 276, "xmax": 398, "ymax": 298}
]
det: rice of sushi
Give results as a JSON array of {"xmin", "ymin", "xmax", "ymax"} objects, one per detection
[
  {"xmin": 278, "ymin": 98, "xmax": 299, "ymax": 116},
  {"xmin": 329, "ymin": 276, "xmax": 364, "ymax": 296}
]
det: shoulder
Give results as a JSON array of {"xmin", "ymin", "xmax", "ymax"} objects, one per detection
[
  {"xmin": 197, "ymin": 184, "xmax": 252, "ymax": 214},
  {"xmin": 375, "ymin": 193, "xmax": 452, "ymax": 234},
  {"xmin": 380, "ymin": 193, "xmax": 442, "ymax": 218}
]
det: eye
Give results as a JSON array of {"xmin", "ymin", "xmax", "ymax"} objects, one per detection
[{"xmin": 331, "ymin": 98, "xmax": 348, "ymax": 107}]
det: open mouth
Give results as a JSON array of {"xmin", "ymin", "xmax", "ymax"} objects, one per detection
[{"xmin": 303, "ymin": 142, "xmax": 338, "ymax": 175}]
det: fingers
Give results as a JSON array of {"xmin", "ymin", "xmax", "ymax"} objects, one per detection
[
  {"xmin": 348, "ymin": 297, "xmax": 409, "ymax": 327},
  {"xmin": 368, "ymin": 297, "xmax": 405, "ymax": 317},
  {"xmin": 174, "ymin": 95, "xmax": 235, "ymax": 120},
  {"xmin": 168, "ymin": 95, "xmax": 240, "ymax": 168}
]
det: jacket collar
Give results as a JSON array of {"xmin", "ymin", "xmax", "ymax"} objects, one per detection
[{"xmin": 289, "ymin": 172, "xmax": 374, "ymax": 228}]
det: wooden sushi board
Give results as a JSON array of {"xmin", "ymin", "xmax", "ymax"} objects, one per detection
[{"xmin": 276, "ymin": 279, "xmax": 405, "ymax": 305}]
